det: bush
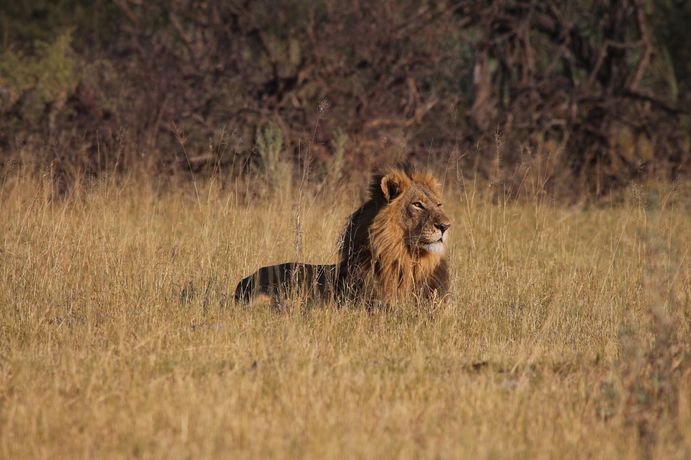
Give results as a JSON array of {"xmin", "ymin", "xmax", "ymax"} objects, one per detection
[
  {"xmin": 0, "ymin": 31, "xmax": 79, "ymax": 130},
  {"xmin": 0, "ymin": 0, "xmax": 689, "ymax": 197}
]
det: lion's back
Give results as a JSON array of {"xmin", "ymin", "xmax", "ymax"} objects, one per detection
[{"xmin": 234, "ymin": 262, "xmax": 337, "ymax": 302}]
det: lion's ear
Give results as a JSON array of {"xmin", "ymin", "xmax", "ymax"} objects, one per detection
[{"xmin": 380, "ymin": 171, "xmax": 408, "ymax": 201}]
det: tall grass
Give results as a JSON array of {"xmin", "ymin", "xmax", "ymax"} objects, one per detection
[{"xmin": 0, "ymin": 172, "xmax": 689, "ymax": 459}]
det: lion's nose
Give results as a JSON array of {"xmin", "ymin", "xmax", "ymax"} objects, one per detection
[{"xmin": 435, "ymin": 222, "xmax": 450, "ymax": 234}]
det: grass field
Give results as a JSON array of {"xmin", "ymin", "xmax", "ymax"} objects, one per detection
[{"xmin": 0, "ymin": 174, "xmax": 689, "ymax": 459}]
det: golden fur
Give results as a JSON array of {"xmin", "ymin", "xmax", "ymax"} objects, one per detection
[
  {"xmin": 234, "ymin": 167, "xmax": 451, "ymax": 305},
  {"xmin": 336, "ymin": 167, "xmax": 450, "ymax": 303}
]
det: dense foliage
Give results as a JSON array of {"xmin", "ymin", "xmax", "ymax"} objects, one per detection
[{"xmin": 1, "ymin": 0, "xmax": 689, "ymax": 194}]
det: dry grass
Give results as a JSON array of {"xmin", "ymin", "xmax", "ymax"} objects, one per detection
[{"xmin": 0, "ymin": 173, "xmax": 689, "ymax": 459}]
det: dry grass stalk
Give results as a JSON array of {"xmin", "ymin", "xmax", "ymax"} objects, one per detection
[{"xmin": 0, "ymin": 172, "xmax": 689, "ymax": 458}]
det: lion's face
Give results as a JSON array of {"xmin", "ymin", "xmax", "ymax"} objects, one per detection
[
  {"xmin": 377, "ymin": 169, "xmax": 451, "ymax": 257},
  {"xmin": 400, "ymin": 185, "xmax": 450, "ymax": 255}
]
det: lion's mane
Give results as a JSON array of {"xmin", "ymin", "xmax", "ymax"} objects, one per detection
[{"xmin": 336, "ymin": 167, "xmax": 449, "ymax": 303}]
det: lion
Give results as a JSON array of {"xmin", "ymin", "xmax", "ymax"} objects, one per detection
[{"xmin": 234, "ymin": 166, "xmax": 451, "ymax": 305}]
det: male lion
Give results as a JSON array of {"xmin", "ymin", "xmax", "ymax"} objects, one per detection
[{"xmin": 234, "ymin": 167, "xmax": 451, "ymax": 305}]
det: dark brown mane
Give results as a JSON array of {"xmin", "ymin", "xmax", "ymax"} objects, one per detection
[{"xmin": 336, "ymin": 167, "xmax": 449, "ymax": 303}]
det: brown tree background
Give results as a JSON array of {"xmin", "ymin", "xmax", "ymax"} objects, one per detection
[{"xmin": 1, "ymin": 0, "xmax": 689, "ymax": 195}]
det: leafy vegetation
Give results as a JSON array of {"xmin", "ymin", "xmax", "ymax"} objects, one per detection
[{"xmin": 0, "ymin": 0, "xmax": 689, "ymax": 196}]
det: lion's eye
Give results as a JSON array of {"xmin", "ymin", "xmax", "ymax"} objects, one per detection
[
  {"xmin": 412, "ymin": 201, "xmax": 425, "ymax": 210},
  {"xmin": 437, "ymin": 203, "xmax": 443, "ymax": 207}
]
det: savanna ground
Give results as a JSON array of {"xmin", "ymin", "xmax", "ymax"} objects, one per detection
[{"xmin": 0, "ymin": 172, "xmax": 689, "ymax": 459}]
